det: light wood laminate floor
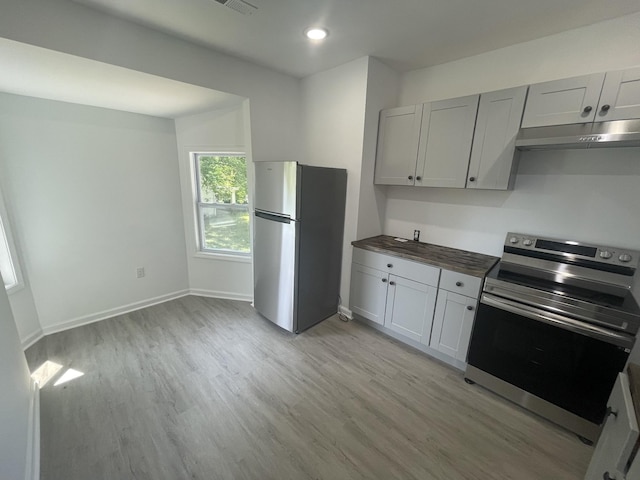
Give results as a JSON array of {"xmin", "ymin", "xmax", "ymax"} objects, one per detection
[{"xmin": 26, "ymin": 296, "xmax": 592, "ymax": 480}]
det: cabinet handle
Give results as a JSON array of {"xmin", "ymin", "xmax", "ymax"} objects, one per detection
[
  {"xmin": 606, "ymin": 406, "xmax": 618, "ymax": 418},
  {"xmin": 466, "ymin": 306, "xmax": 474, "ymax": 311},
  {"xmin": 600, "ymin": 104, "xmax": 611, "ymax": 113},
  {"xmin": 583, "ymin": 106, "xmax": 593, "ymax": 113},
  {"xmin": 416, "ymin": 176, "xmax": 422, "ymax": 181},
  {"xmin": 389, "ymin": 281, "xmax": 396, "ymax": 286},
  {"xmin": 387, "ymin": 263, "xmax": 393, "ymax": 268},
  {"xmin": 408, "ymin": 175, "xmax": 414, "ymax": 180},
  {"xmin": 455, "ymin": 281, "xmax": 463, "ymax": 287},
  {"xmin": 603, "ymin": 472, "xmax": 615, "ymax": 480},
  {"xmin": 468, "ymin": 177, "xmax": 476, "ymax": 182},
  {"xmin": 382, "ymin": 278, "xmax": 387, "ymax": 283}
]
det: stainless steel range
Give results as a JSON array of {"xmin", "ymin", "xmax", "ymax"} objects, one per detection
[{"xmin": 465, "ymin": 232, "xmax": 640, "ymax": 442}]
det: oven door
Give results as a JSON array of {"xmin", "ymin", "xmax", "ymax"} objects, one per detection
[{"xmin": 467, "ymin": 293, "xmax": 633, "ymax": 425}]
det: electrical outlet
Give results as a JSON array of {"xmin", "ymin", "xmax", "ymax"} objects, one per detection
[{"xmin": 136, "ymin": 267, "xmax": 145, "ymax": 278}]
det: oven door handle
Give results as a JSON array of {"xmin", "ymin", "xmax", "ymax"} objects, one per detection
[{"xmin": 481, "ymin": 293, "xmax": 634, "ymax": 349}]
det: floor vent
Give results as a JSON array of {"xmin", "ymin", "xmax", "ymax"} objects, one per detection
[{"xmin": 213, "ymin": 0, "xmax": 257, "ymax": 15}]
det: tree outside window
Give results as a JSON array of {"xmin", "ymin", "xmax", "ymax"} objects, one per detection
[{"xmin": 194, "ymin": 153, "xmax": 250, "ymax": 255}]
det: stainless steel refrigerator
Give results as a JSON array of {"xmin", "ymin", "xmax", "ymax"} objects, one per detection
[{"xmin": 253, "ymin": 161, "xmax": 347, "ymax": 333}]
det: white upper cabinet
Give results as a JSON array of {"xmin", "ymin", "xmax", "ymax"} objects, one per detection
[
  {"xmin": 522, "ymin": 67, "xmax": 640, "ymax": 128},
  {"xmin": 597, "ymin": 66, "xmax": 640, "ymax": 122},
  {"xmin": 467, "ymin": 86, "xmax": 528, "ymax": 190},
  {"xmin": 416, "ymin": 95, "xmax": 479, "ymax": 188},
  {"xmin": 374, "ymin": 67, "xmax": 640, "ymax": 189},
  {"xmin": 521, "ymin": 73, "xmax": 605, "ymax": 127},
  {"xmin": 374, "ymin": 105, "xmax": 422, "ymax": 185}
]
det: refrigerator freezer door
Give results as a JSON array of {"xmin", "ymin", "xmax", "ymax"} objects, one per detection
[
  {"xmin": 254, "ymin": 161, "xmax": 299, "ymax": 219},
  {"xmin": 253, "ymin": 211, "xmax": 298, "ymax": 332}
]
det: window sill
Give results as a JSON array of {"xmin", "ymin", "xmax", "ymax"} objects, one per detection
[
  {"xmin": 6, "ymin": 282, "xmax": 25, "ymax": 296},
  {"xmin": 193, "ymin": 252, "xmax": 252, "ymax": 264}
]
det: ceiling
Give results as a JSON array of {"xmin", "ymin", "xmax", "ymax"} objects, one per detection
[
  {"xmin": 3, "ymin": 0, "xmax": 640, "ymax": 118},
  {"xmin": 0, "ymin": 38, "xmax": 244, "ymax": 118},
  {"xmin": 71, "ymin": 0, "xmax": 640, "ymax": 78}
]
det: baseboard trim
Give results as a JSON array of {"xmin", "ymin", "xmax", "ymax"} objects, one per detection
[
  {"xmin": 353, "ymin": 314, "xmax": 466, "ymax": 372},
  {"xmin": 41, "ymin": 289, "xmax": 191, "ymax": 335},
  {"xmin": 338, "ymin": 305, "xmax": 353, "ymax": 319},
  {"xmin": 24, "ymin": 379, "xmax": 40, "ymax": 480},
  {"xmin": 189, "ymin": 289, "xmax": 253, "ymax": 303},
  {"xmin": 21, "ymin": 329, "xmax": 44, "ymax": 351}
]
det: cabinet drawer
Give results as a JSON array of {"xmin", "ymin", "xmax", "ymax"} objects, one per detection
[
  {"xmin": 439, "ymin": 270, "xmax": 482, "ymax": 297},
  {"xmin": 352, "ymin": 248, "xmax": 440, "ymax": 286}
]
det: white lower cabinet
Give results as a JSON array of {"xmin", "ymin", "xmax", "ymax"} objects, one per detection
[
  {"xmin": 384, "ymin": 275, "xmax": 437, "ymax": 344},
  {"xmin": 350, "ymin": 247, "xmax": 483, "ymax": 369},
  {"xmin": 585, "ymin": 372, "xmax": 638, "ymax": 480},
  {"xmin": 350, "ymin": 249, "xmax": 439, "ymax": 343},
  {"xmin": 349, "ymin": 263, "xmax": 389, "ymax": 325},
  {"xmin": 429, "ymin": 290, "xmax": 477, "ymax": 362}
]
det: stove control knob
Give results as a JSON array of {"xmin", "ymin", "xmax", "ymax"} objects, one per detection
[
  {"xmin": 509, "ymin": 236, "xmax": 519, "ymax": 244},
  {"xmin": 619, "ymin": 253, "xmax": 632, "ymax": 262},
  {"xmin": 523, "ymin": 239, "xmax": 533, "ymax": 246},
  {"xmin": 599, "ymin": 250, "xmax": 612, "ymax": 259}
]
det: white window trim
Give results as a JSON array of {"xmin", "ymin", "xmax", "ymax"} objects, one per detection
[
  {"xmin": 0, "ymin": 192, "xmax": 24, "ymax": 295},
  {"xmin": 192, "ymin": 152, "xmax": 251, "ymax": 258},
  {"xmin": 193, "ymin": 251, "xmax": 252, "ymax": 263}
]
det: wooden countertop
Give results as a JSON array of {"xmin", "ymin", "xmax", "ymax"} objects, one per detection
[{"xmin": 351, "ymin": 235, "xmax": 499, "ymax": 278}]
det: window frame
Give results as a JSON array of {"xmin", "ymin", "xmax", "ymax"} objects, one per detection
[
  {"xmin": 193, "ymin": 152, "xmax": 251, "ymax": 258},
  {"xmin": 0, "ymin": 192, "xmax": 24, "ymax": 294}
]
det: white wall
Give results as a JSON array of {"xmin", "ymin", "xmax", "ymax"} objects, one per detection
[
  {"xmin": 0, "ymin": 93, "xmax": 189, "ymax": 333},
  {"xmin": 401, "ymin": 12, "xmax": 640, "ymax": 104},
  {"xmin": 383, "ymin": 12, "xmax": 640, "ymax": 301},
  {"xmin": 300, "ymin": 57, "xmax": 400, "ymax": 307},
  {"xmin": 0, "ymin": 272, "xmax": 32, "ymax": 479},
  {"xmin": 0, "ymin": 0, "xmax": 301, "ymax": 165},
  {"xmin": 301, "ymin": 58, "xmax": 370, "ymax": 306},
  {"xmin": 0, "ymin": 0, "xmax": 302, "ymax": 335},
  {"xmin": 385, "ymin": 148, "xmax": 640, "ymax": 254},
  {"xmin": 8, "ymin": 288, "xmax": 41, "ymax": 348},
  {"xmin": 356, "ymin": 58, "xmax": 400, "ymax": 240},
  {"xmin": 0, "ymin": 0, "xmax": 302, "ymax": 336},
  {"xmin": 174, "ymin": 105, "xmax": 253, "ymax": 300}
]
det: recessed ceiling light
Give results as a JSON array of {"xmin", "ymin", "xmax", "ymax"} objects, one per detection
[{"xmin": 304, "ymin": 27, "xmax": 328, "ymax": 41}]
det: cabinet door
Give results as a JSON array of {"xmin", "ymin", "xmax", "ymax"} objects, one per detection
[
  {"xmin": 374, "ymin": 105, "xmax": 422, "ymax": 186},
  {"xmin": 585, "ymin": 373, "xmax": 639, "ymax": 480},
  {"xmin": 384, "ymin": 275, "xmax": 437, "ymax": 344},
  {"xmin": 597, "ymin": 67, "xmax": 640, "ymax": 122},
  {"xmin": 416, "ymin": 95, "xmax": 479, "ymax": 188},
  {"xmin": 349, "ymin": 263, "xmax": 388, "ymax": 325},
  {"xmin": 467, "ymin": 86, "xmax": 527, "ymax": 190},
  {"xmin": 430, "ymin": 290, "xmax": 476, "ymax": 361},
  {"xmin": 521, "ymin": 73, "xmax": 605, "ymax": 127}
]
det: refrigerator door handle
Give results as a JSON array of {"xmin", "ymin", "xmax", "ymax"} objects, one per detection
[{"xmin": 255, "ymin": 210, "xmax": 292, "ymax": 224}]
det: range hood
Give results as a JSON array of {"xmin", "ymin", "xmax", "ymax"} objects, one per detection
[{"xmin": 515, "ymin": 118, "xmax": 640, "ymax": 150}]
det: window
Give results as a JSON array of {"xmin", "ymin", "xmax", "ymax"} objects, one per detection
[
  {"xmin": 0, "ymin": 197, "xmax": 22, "ymax": 292},
  {"xmin": 194, "ymin": 153, "xmax": 250, "ymax": 255}
]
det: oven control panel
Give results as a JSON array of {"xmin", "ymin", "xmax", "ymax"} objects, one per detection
[{"xmin": 505, "ymin": 232, "xmax": 639, "ymax": 269}]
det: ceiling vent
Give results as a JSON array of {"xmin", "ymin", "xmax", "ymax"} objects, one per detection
[{"xmin": 213, "ymin": 0, "xmax": 257, "ymax": 15}]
